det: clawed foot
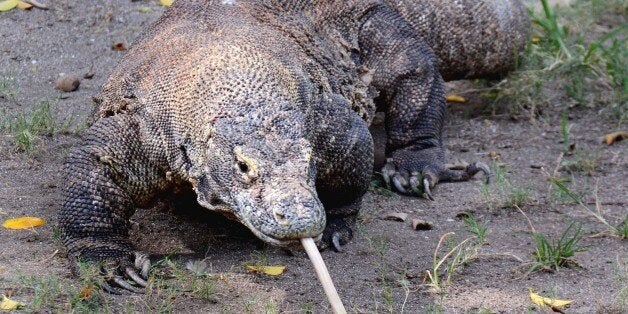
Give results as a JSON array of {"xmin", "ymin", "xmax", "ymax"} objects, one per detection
[
  {"xmin": 317, "ymin": 217, "xmax": 354, "ymax": 253},
  {"xmin": 97, "ymin": 252, "xmax": 151, "ymax": 294},
  {"xmin": 382, "ymin": 156, "xmax": 490, "ymax": 200}
]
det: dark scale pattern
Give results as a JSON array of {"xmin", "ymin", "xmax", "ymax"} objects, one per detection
[{"xmin": 60, "ymin": 0, "xmax": 529, "ymax": 291}]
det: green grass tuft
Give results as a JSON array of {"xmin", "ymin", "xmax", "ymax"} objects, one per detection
[
  {"xmin": 485, "ymin": 0, "xmax": 626, "ymax": 121},
  {"xmin": 529, "ymin": 222, "xmax": 589, "ymax": 272},
  {"xmin": 0, "ymin": 100, "xmax": 59, "ymax": 154}
]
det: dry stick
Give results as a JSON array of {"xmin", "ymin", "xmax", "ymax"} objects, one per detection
[{"xmin": 300, "ymin": 238, "xmax": 346, "ymax": 314}]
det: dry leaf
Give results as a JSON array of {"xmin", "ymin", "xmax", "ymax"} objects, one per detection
[
  {"xmin": 446, "ymin": 94, "xmax": 466, "ymax": 103},
  {"xmin": 111, "ymin": 42, "xmax": 126, "ymax": 51},
  {"xmin": 23, "ymin": 0, "xmax": 46, "ymax": 9},
  {"xmin": 159, "ymin": 0, "xmax": 174, "ymax": 7},
  {"xmin": 529, "ymin": 289, "xmax": 572, "ymax": 309},
  {"xmin": 383, "ymin": 212, "xmax": 408, "ymax": 222},
  {"xmin": 412, "ymin": 219, "xmax": 433, "ymax": 230},
  {"xmin": 0, "ymin": 0, "xmax": 19, "ymax": 12},
  {"xmin": 245, "ymin": 265, "xmax": 285, "ymax": 276},
  {"xmin": 603, "ymin": 131, "xmax": 628, "ymax": 145},
  {"xmin": 1, "ymin": 295, "xmax": 24, "ymax": 311},
  {"xmin": 3, "ymin": 216, "xmax": 46, "ymax": 229},
  {"xmin": 532, "ymin": 36, "xmax": 541, "ymax": 44},
  {"xmin": 16, "ymin": 1, "xmax": 31, "ymax": 9}
]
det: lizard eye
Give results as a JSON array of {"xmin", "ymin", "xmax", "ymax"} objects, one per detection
[{"xmin": 237, "ymin": 161, "xmax": 249, "ymax": 173}]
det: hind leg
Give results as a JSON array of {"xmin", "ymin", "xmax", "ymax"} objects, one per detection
[{"xmin": 312, "ymin": 94, "xmax": 374, "ymax": 251}]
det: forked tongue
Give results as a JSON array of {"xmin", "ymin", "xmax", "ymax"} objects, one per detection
[{"xmin": 300, "ymin": 237, "xmax": 347, "ymax": 314}]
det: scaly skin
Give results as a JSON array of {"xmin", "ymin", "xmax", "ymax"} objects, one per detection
[{"xmin": 59, "ymin": 0, "xmax": 528, "ymax": 293}]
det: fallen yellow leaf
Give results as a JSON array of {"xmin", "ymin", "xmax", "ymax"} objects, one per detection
[
  {"xmin": 159, "ymin": 0, "xmax": 174, "ymax": 7},
  {"xmin": 16, "ymin": 0, "xmax": 31, "ymax": 9},
  {"xmin": 603, "ymin": 131, "xmax": 628, "ymax": 145},
  {"xmin": 245, "ymin": 265, "xmax": 286, "ymax": 276},
  {"xmin": 2, "ymin": 216, "xmax": 46, "ymax": 229},
  {"xmin": 446, "ymin": 94, "xmax": 466, "ymax": 103},
  {"xmin": 1, "ymin": 295, "xmax": 24, "ymax": 311},
  {"xmin": 529, "ymin": 289, "xmax": 572, "ymax": 309},
  {"xmin": 0, "ymin": 0, "xmax": 19, "ymax": 12},
  {"xmin": 532, "ymin": 36, "xmax": 542, "ymax": 44}
]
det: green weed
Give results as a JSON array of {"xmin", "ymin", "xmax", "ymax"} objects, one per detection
[
  {"xmin": 299, "ymin": 302, "xmax": 314, "ymax": 314},
  {"xmin": 0, "ymin": 100, "xmax": 59, "ymax": 154},
  {"xmin": 560, "ymin": 110, "xmax": 571, "ymax": 151},
  {"xmin": 18, "ymin": 275, "xmax": 63, "ymax": 311},
  {"xmin": 244, "ymin": 295, "xmax": 258, "ymax": 314},
  {"xmin": 529, "ymin": 222, "xmax": 589, "ymax": 272},
  {"xmin": 0, "ymin": 75, "xmax": 17, "ymax": 101},
  {"xmin": 424, "ymin": 232, "xmax": 477, "ymax": 293},
  {"xmin": 481, "ymin": 162, "xmax": 534, "ymax": 210},
  {"xmin": 487, "ymin": 0, "xmax": 626, "ymax": 119},
  {"xmin": 264, "ymin": 300, "xmax": 279, "ymax": 314},
  {"xmin": 548, "ymin": 172, "xmax": 625, "ymax": 238},
  {"xmin": 462, "ymin": 213, "xmax": 488, "ymax": 244},
  {"xmin": 370, "ymin": 178, "xmax": 396, "ymax": 197}
]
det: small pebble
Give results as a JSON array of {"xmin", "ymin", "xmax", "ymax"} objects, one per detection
[{"xmin": 55, "ymin": 75, "xmax": 80, "ymax": 92}]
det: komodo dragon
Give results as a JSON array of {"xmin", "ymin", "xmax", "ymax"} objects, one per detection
[{"xmin": 60, "ymin": 0, "xmax": 528, "ymax": 293}]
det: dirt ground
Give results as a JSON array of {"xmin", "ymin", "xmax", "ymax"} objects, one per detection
[{"xmin": 0, "ymin": 1, "xmax": 626, "ymax": 313}]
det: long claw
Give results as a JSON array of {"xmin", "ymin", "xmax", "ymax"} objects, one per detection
[
  {"xmin": 125, "ymin": 267, "xmax": 148, "ymax": 287},
  {"xmin": 141, "ymin": 259, "xmax": 151, "ymax": 279},
  {"xmin": 331, "ymin": 232, "xmax": 342, "ymax": 253},
  {"xmin": 112, "ymin": 276, "xmax": 144, "ymax": 293},
  {"xmin": 102, "ymin": 282, "xmax": 124, "ymax": 295},
  {"xmin": 392, "ymin": 175, "xmax": 408, "ymax": 194},
  {"xmin": 422, "ymin": 178, "xmax": 434, "ymax": 201},
  {"xmin": 409, "ymin": 176, "xmax": 422, "ymax": 195},
  {"xmin": 134, "ymin": 253, "xmax": 151, "ymax": 279},
  {"xmin": 475, "ymin": 162, "xmax": 491, "ymax": 184},
  {"xmin": 382, "ymin": 160, "xmax": 396, "ymax": 187}
]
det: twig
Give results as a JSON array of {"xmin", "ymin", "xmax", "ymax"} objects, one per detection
[
  {"xmin": 38, "ymin": 249, "xmax": 59, "ymax": 264},
  {"xmin": 515, "ymin": 205, "xmax": 536, "ymax": 233}
]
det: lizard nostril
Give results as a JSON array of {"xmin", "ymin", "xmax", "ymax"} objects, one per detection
[{"xmin": 273, "ymin": 207, "xmax": 289, "ymax": 225}]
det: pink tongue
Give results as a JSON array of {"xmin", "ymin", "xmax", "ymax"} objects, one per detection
[{"xmin": 300, "ymin": 237, "xmax": 346, "ymax": 314}]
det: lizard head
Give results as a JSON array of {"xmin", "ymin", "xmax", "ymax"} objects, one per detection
[{"xmin": 191, "ymin": 111, "xmax": 325, "ymax": 247}]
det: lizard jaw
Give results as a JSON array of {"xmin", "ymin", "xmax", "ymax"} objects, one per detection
[{"xmin": 238, "ymin": 216, "xmax": 324, "ymax": 248}]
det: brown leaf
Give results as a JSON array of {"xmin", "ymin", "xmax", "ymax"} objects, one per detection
[
  {"xmin": 383, "ymin": 212, "xmax": 408, "ymax": 222},
  {"xmin": 603, "ymin": 131, "xmax": 628, "ymax": 145},
  {"xmin": 111, "ymin": 42, "xmax": 126, "ymax": 51},
  {"xmin": 23, "ymin": 0, "xmax": 47, "ymax": 10},
  {"xmin": 488, "ymin": 151, "xmax": 500, "ymax": 160},
  {"xmin": 446, "ymin": 94, "xmax": 466, "ymax": 103},
  {"xmin": 16, "ymin": 1, "xmax": 32, "ymax": 9},
  {"xmin": 412, "ymin": 219, "xmax": 433, "ymax": 230}
]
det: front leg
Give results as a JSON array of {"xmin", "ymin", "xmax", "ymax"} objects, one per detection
[
  {"xmin": 359, "ymin": 6, "xmax": 489, "ymax": 199},
  {"xmin": 313, "ymin": 94, "xmax": 374, "ymax": 251},
  {"xmin": 60, "ymin": 115, "xmax": 170, "ymax": 293}
]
